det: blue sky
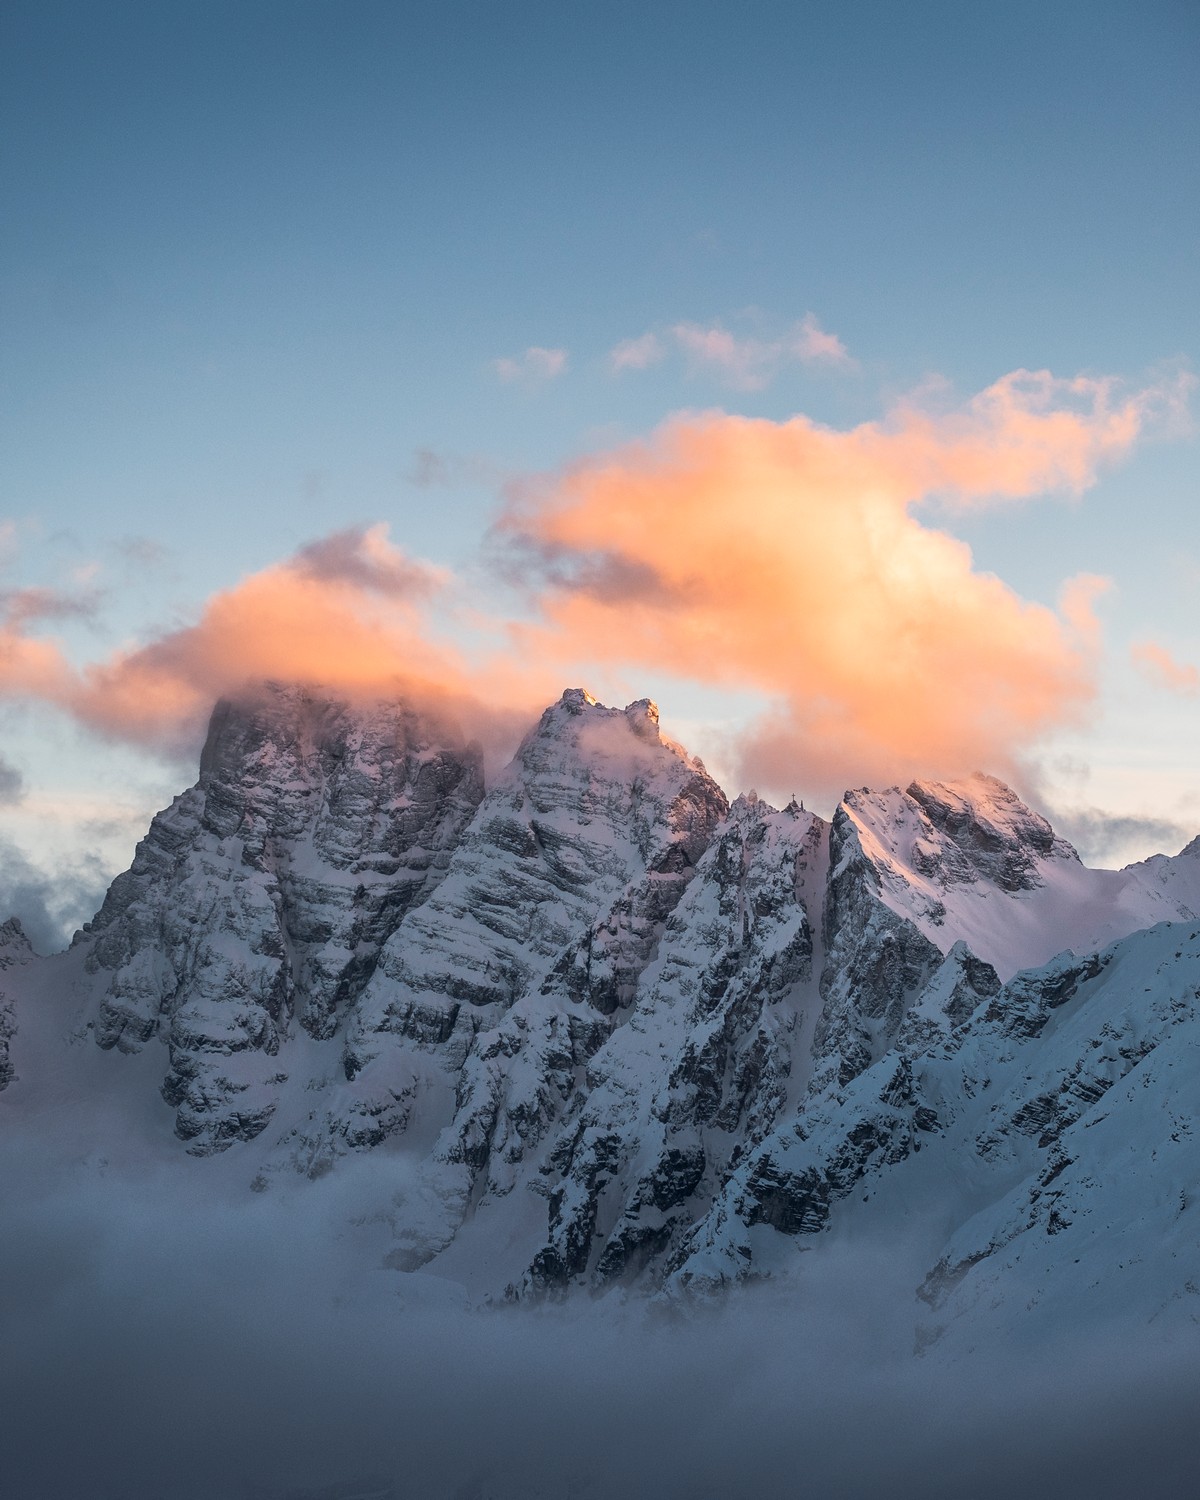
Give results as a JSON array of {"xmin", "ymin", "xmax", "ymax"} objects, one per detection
[{"xmin": 1, "ymin": 0, "xmax": 1198, "ymax": 940}]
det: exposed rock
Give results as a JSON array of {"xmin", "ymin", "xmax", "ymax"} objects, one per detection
[
  {"xmin": 521, "ymin": 796, "xmax": 821, "ymax": 1293},
  {"xmin": 811, "ymin": 798, "xmax": 944, "ymax": 1091},
  {"xmin": 905, "ymin": 773, "xmax": 1077, "ymax": 892},
  {"xmin": 335, "ymin": 689, "xmax": 728, "ymax": 1242},
  {"xmin": 0, "ymin": 916, "xmax": 34, "ymax": 1089},
  {"xmin": 79, "ymin": 682, "xmax": 484, "ymax": 1151}
]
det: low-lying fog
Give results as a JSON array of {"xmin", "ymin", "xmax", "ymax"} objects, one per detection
[{"xmin": 2, "ymin": 1098, "xmax": 1196, "ymax": 1500}]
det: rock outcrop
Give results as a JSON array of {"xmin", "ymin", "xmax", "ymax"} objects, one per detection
[
  {"xmin": 0, "ymin": 916, "xmax": 34, "ymax": 1089},
  {"xmin": 78, "ymin": 682, "xmax": 484, "ymax": 1151},
  {"xmin": 324, "ymin": 688, "xmax": 728, "ymax": 1252},
  {"xmin": 523, "ymin": 795, "xmax": 822, "ymax": 1292}
]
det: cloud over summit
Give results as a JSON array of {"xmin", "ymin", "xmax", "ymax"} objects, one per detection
[
  {"xmin": 501, "ymin": 368, "xmax": 1176, "ymax": 794},
  {"xmin": 0, "ymin": 368, "xmax": 1181, "ymax": 798}
]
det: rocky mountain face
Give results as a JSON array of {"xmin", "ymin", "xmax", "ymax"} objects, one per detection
[
  {"xmin": 74, "ymin": 683, "xmax": 485, "ymax": 1151},
  {"xmin": 0, "ymin": 915, "xmax": 34, "ymax": 1090},
  {"xmin": 3, "ymin": 685, "xmax": 1199, "ymax": 1337}
]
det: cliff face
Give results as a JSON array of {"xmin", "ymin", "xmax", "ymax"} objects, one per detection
[
  {"xmin": 0, "ymin": 916, "xmax": 34, "ymax": 1090},
  {"xmin": 78, "ymin": 682, "xmax": 484, "ymax": 1151},
  {"xmin": 4, "ymin": 684, "xmax": 1200, "ymax": 1335}
]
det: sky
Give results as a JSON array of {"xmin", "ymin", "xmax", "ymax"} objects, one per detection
[{"xmin": 1, "ymin": 0, "xmax": 1198, "ymax": 942}]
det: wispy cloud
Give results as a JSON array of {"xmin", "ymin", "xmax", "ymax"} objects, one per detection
[
  {"xmin": 1131, "ymin": 639, "xmax": 1200, "ymax": 695},
  {"xmin": 292, "ymin": 523, "xmax": 447, "ymax": 599},
  {"xmin": 1049, "ymin": 805, "xmax": 1192, "ymax": 865},
  {"xmin": 112, "ymin": 535, "xmax": 169, "ymax": 567},
  {"xmin": 493, "ymin": 346, "xmax": 568, "ymax": 384},
  {"xmin": 408, "ymin": 448, "xmax": 453, "ymax": 487},
  {"xmin": 609, "ymin": 333, "xmax": 666, "ymax": 372},
  {"xmin": 0, "ymin": 583, "xmax": 101, "ymax": 629},
  {"xmin": 789, "ymin": 311, "xmax": 854, "ymax": 367},
  {"xmin": 610, "ymin": 313, "xmax": 856, "ymax": 389},
  {"xmin": 404, "ymin": 448, "xmax": 499, "ymax": 490},
  {"xmin": 0, "ymin": 754, "xmax": 24, "ymax": 805}
]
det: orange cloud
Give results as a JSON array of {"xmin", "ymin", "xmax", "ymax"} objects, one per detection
[
  {"xmin": 0, "ymin": 526, "xmax": 539, "ymax": 762},
  {"xmin": 1131, "ymin": 640, "xmax": 1200, "ymax": 696},
  {"xmin": 498, "ymin": 370, "xmax": 1175, "ymax": 795},
  {"xmin": 878, "ymin": 369, "xmax": 1179, "ymax": 506},
  {"xmin": 0, "ymin": 369, "xmax": 1184, "ymax": 800}
]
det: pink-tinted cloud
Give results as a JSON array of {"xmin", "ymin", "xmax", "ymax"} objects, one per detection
[
  {"xmin": 879, "ymin": 369, "xmax": 1186, "ymax": 508},
  {"xmin": 609, "ymin": 333, "xmax": 665, "ymax": 372},
  {"xmin": 493, "ymin": 346, "xmax": 569, "ymax": 383},
  {"xmin": 1, "ymin": 585, "xmax": 99, "ymax": 628},
  {"xmin": 671, "ymin": 323, "xmax": 769, "ymax": 389},
  {"xmin": 1131, "ymin": 640, "xmax": 1200, "ymax": 696},
  {"xmin": 292, "ymin": 523, "xmax": 447, "ymax": 598},
  {"xmin": 788, "ymin": 312, "xmax": 855, "ymax": 368},
  {"xmin": 613, "ymin": 314, "xmax": 857, "ymax": 389}
]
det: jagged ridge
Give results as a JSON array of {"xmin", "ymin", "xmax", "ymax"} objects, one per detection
[{"xmin": 3, "ymin": 684, "xmax": 1199, "ymax": 1337}]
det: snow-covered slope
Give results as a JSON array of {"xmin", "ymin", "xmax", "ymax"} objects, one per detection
[
  {"xmin": 661, "ymin": 918, "xmax": 1200, "ymax": 1316},
  {"xmin": 839, "ymin": 773, "xmax": 1200, "ymax": 979},
  {"xmin": 2, "ymin": 684, "xmax": 1198, "ymax": 1353}
]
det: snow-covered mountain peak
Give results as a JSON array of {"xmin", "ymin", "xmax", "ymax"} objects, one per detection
[
  {"xmin": 839, "ymin": 772, "xmax": 1075, "ymax": 895},
  {"xmin": 904, "ymin": 772, "xmax": 1080, "ymax": 889},
  {"xmin": 623, "ymin": 695, "xmax": 661, "ymax": 739},
  {"xmin": 826, "ymin": 774, "xmax": 1200, "ymax": 982},
  {"xmin": 200, "ymin": 677, "xmax": 476, "ymax": 798},
  {"xmin": 6, "ymin": 680, "xmax": 1200, "ymax": 1350},
  {"xmin": 72, "ymin": 683, "xmax": 486, "ymax": 1151},
  {"xmin": 727, "ymin": 789, "xmax": 769, "ymax": 821},
  {"xmin": 553, "ymin": 685, "xmax": 598, "ymax": 712},
  {"xmin": 522, "ymin": 688, "xmax": 693, "ymax": 775}
]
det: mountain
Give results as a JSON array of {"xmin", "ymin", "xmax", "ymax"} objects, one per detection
[
  {"xmin": 2, "ymin": 683, "xmax": 1198, "ymax": 1344},
  {"xmin": 75, "ymin": 682, "xmax": 486, "ymax": 1152}
]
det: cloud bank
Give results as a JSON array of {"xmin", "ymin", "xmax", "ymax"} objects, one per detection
[
  {"xmin": 0, "ymin": 1103, "xmax": 1197, "ymax": 1500},
  {"xmin": 0, "ymin": 368, "xmax": 1184, "ymax": 798},
  {"xmin": 0, "ymin": 524, "xmax": 534, "ymax": 757}
]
